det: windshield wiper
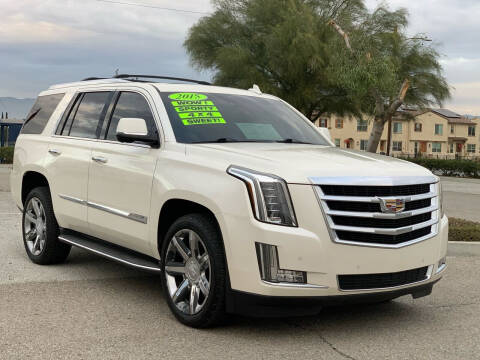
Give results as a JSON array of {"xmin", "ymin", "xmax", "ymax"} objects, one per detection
[{"xmin": 275, "ymin": 138, "xmax": 314, "ymax": 144}]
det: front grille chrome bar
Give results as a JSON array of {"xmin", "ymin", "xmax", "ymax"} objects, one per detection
[
  {"xmin": 326, "ymin": 204, "xmax": 438, "ymax": 219},
  {"xmin": 330, "ymin": 218, "xmax": 437, "ymax": 235},
  {"xmin": 311, "ymin": 178, "xmax": 440, "ymax": 248},
  {"xmin": 320, "ymin": 191, "xmax": 437, "ymax": 203}
]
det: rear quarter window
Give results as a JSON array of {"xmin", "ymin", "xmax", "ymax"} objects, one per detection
[{"xmin": 21, "ymin": 93, "xmax": 65, "ymax": 134}]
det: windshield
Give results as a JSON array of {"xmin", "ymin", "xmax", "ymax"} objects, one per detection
[{"xmin": 159, "ymin": 92, "xmax": 329, "ymax": 145}]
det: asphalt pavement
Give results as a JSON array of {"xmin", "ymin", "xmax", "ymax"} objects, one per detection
[{"xmin": 1, "ymin": 166, "xmax": 479, "ymax": 359}]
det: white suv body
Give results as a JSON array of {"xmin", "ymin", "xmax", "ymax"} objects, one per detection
[{"xmin": 11, "ymin": 78, "xmax": 448, "ymax": 327}]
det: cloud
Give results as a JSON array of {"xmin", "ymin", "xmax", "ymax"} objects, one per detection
[
  {"xmin": 0, "ymin": 0, "xmax": 213, "ymax": 97},
  {"xmin": 1, "ymin": 0, "xmax": 480, "ymax": 115},
  {"xmin": 446, "ymin": 82, "xmax": 480, "ymax": 115}
]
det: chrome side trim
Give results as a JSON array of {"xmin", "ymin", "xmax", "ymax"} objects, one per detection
[
  {"xmin": 58, "ymin": 195, "xmax": 147, "ymax": 224},
  {"xmin": 59, "ymin": 194, "xmax": 87, "ymax": 205},
  {"xmin": 58, "ymin": 236, "xmax": 160, "ymax": 272},
  {"xmin": 262, "ymin": 280, "xmax": 328, "ymax": 289},
  {"xmin": 309, "ymin": 176, "xmax": 438, "ymax": 186},
  {"xmin": 87, "ymin": 201, "xmax": 148, "ymax": 224},
  {"xmin": 338, "ymin": 265, "xmax": 434, "ymax": 292}
]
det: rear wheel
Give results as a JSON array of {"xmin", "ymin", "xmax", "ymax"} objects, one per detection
[
  {"xmin": 161, "ymin": 214, "xmax": 226, "ymax": 328},
  {"xmin": 22, "ymin": 187, "xmax": 71, "ymax": 264}
]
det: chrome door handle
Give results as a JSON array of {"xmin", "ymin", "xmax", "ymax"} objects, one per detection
[
  {"xmin": 48, "ymin": 149, "xmax": 61, "ymax": 155},
  {"xmin": 92, "ymin": 156, "xmax": 108, "ymax": 164}
]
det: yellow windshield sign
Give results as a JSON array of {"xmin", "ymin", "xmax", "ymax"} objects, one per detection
[
  {"xmin": 169, "ymin": 93, "xmax": 208, "ymax": 101},
  {"xmin": 169, "ymin": 93, "xmax": 226, "ymax": 126},
  {"xmin": 182, "ymin": 118, "xmax": 226, "ymax": 126}
]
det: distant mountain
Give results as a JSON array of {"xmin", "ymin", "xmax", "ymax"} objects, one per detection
[{"xmin": 0, "ymin": 97, "xmax": 35, "ymax": 119}]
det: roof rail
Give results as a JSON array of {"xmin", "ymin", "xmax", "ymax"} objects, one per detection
[
  {"xmin": 82, "ymin": 77, "xmax": 108, "ymax": 81},
  {"xmin": 113, "ymin": 74, "xmax": 211, "ymax": 85}
]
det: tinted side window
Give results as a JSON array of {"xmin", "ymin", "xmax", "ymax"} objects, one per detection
[
  {"xmin": 69, "ymin": 92, "xmax": 112, "ymax": 139},
  {"xmin": 106, "ymin": 92, "xmax": 157, "ymax": 141},
  {"xmin": 22, "ymin": 93, "xmax": 65, "ymax": 134}
]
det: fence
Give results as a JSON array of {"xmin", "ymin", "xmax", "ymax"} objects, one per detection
[
  {"xmin": 0, "ymin": 122, "xmax": 22, "ymax": 147},
  {"xmin": 392, "ymin": 152, "xmax": 480, "ymax": 162}
]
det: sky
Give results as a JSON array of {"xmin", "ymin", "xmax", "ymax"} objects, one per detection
[{"xmin": 1, "ymin": 0, "xmax": 479, "ymax": 115}]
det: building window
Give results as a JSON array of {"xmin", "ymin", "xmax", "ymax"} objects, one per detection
[
  {"xmin": 360, "ymin": 140, "xmax": 368, "ymax": 151},
  {"xmin": 414, "ymin": 123, "xmax": 422, "ymax": 132},
  {"xmin": 357, "ymin": 119, "xmax": 368, "ymax": 132},
  {"xmin": 450, "ymin": 124, "xmax": 454, "ymax": 134},
  {"xmin": 467, "ymin": 144, "xmax": 476, "ymax": 153},
  {"xmin": 435, "ymin": 124, "xmax": 443, "ymax": 135},
  {"xmin": 393, "ymin": 122, "xmax": 402, "ymax": 134},
  {"xmin": 432, "ymin": 142, "xmax": 442, "ymax": 153},
  {"xmin": 335, "ymin": 138, "xmax": 340, "ymax": 147},
  {"xmin": 335, "ymin": 118, "xmax": 343, "ymax": 129},
  {"xmin": 449, "ymin": 143, "xmax": 454, "ymax": 153},
  {"xmin": 392, "ymin": 141, "xmax": 402, "ymax": 152},
  {"xmin": 319, "ymin": 119, "xmax": 328, "ymax": 128},
  {"xmin": 468, "ymin": 126, "xmax": 476, "ymax": 136}
]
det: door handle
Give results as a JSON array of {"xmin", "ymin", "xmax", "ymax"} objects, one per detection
[
  {"xmin": 48, "ymin": 149, "xmax": 61, "ymax": 156},
  {"xmin": 92, "ymin": 156, "xmax": 108, "ymax": 164}
]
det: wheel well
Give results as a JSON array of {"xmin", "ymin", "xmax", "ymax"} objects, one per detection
[
  {"xmin": 157, "ymin": 199, "xmax": 222, "ymax": 254},
  {"xmin": 22, "ymin": 171, "xmax": 49, "ymax": 205}
]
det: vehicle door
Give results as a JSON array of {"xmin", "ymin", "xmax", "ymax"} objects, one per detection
[
  {"xmin": 47, "ymin": 91, "xmax": 114, "ymax": 233},
  {"xmin": 86, "ymin": 90, "xmax": 160, "ymax": 255}
]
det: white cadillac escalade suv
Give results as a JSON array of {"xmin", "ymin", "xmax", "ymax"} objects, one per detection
[{"xmin": 11, "ymin": 75, "xmax": 448, "ymax": 328}]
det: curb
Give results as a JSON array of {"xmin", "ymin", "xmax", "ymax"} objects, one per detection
[{"xmin": 448, "ymin": 241, "xmax": 480, "ymax": 257}]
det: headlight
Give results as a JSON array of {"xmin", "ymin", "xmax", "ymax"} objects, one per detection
[
  {"xmin": 438, "ymin": 180, "xmax": 445, "ymax": 218},
  {"xmin": 227, "ymin": 166, "xmax": 297, "ymax": 226}
]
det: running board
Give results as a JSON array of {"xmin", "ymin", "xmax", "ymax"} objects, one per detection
[{"xmin": 58, "ymin": 231, "xmax": 161, "ymax": 273}]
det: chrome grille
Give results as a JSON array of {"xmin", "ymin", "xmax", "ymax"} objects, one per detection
[{"xmin": 311, "ymin": 177, "xmax": 440, "ymax": 248}]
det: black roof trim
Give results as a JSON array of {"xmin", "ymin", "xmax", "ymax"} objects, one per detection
[{"xmin": 113, "ymin": 74, "xmax": 211, "ymax": 85}]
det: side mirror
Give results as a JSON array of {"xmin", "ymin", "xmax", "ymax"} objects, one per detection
[
  {"xmin": 316, "ymin": 127, "xmax": 335, "ymax": 146},
  {"xmin": 116, "ymin": 118, "xmax": 159, "ymax": 147}
]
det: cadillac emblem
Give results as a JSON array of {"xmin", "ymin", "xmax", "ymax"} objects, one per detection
[{"xmin": 378, "ymin": 198, "xmax": 406, "ymax": 213}]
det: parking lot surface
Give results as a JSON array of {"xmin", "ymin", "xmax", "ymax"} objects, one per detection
[{"xmin": 1, "ymin": 168, "xmax": 479, "ymax": 359}]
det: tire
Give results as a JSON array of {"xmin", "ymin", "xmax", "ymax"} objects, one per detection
[
  {"xmin": 160, "ymin": 213, "xmax": 226, "ymax": 328},
  {"xmin": 22, "ymin": 186, "xmax": 71, "ymax": 265}
]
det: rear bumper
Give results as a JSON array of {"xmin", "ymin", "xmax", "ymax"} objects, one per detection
[{"xmin": 226, "ymin": 278, "xmax": 440, "ymax": 317}]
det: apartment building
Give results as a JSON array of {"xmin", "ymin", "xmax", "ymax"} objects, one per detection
[{"xmin": 315, "ymin": 109, "xmax": 480, "ymax": 157}]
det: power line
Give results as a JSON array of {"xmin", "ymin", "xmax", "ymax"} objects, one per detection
[{"xmin": 95, "ymin": 0, "xmax": 211, "ymax": 15}]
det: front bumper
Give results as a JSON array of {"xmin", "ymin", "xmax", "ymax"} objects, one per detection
[
  {"xmin": 226, "ymin": 279, "xmax": 441, "ymax": 317},
  {"xmin": 221, "ymin": 183, "xmax": 448, "ymax": 299}
]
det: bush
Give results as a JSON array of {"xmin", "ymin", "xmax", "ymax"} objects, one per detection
[
  {"xmin": 0, "ymin": 146, "xmax": 14, "ymax": 164},
  {"xmin": 449, "ymin": 218, "xmax": 480, "ymax": 242},
  {"xmin": 400, "ymin": 157, "xmax": 480, "ymax": 178}
]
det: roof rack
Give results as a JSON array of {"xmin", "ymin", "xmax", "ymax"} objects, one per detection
[
  {"xmin": 82, "ymin": 77, "xmax": 108, "ymax": 81},
  {"xmin": 113, "ymin": 74, "xmax": 211, "ymax": 85}
]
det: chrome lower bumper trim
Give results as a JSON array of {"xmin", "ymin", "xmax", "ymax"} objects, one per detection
[{"xmin": 338, "ymin": 265, "xmax": 434, "ymax": 292}]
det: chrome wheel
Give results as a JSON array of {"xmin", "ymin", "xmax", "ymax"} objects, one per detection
[
  {"xmin": 164, "ymin": 229, "xmax": 211, "ymax": 315},
  {"xmin": 24, "ymin": 197, "xmax": 47, "ymax": 256}
]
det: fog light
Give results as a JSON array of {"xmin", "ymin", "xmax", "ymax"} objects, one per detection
[
  {"xmin": 255, "ymin": 243, "xmax": 306, "ymax": 283},
  {"xmin": 437, "ymin": 257, "xmax": 447, "ymax": 273}
]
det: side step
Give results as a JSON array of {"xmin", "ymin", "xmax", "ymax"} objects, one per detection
[{"xmin": 58, "ymin": 230, "xmax": 161, "ymax": 273}]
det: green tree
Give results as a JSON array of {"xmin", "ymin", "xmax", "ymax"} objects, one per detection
[
  {"xmin": 185, "ymin": 1, "xmax": 450, "ymax": 154},
  {"xmin": 184, "ymin": 0, "xmax": 364, "ymax": 120},
  {"xmin": 328, "ymin": 6, "xmax": 451, "ymax": 153}
]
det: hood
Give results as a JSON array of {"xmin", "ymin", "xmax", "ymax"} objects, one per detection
[{"xmin": 186, "ymin": 143, "xmax": 433, "ymax": 184}]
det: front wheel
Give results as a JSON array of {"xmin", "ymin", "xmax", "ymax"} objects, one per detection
[{"xmin": 161, "ymin": 214, "xmax": 226, "ymax": 328}]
